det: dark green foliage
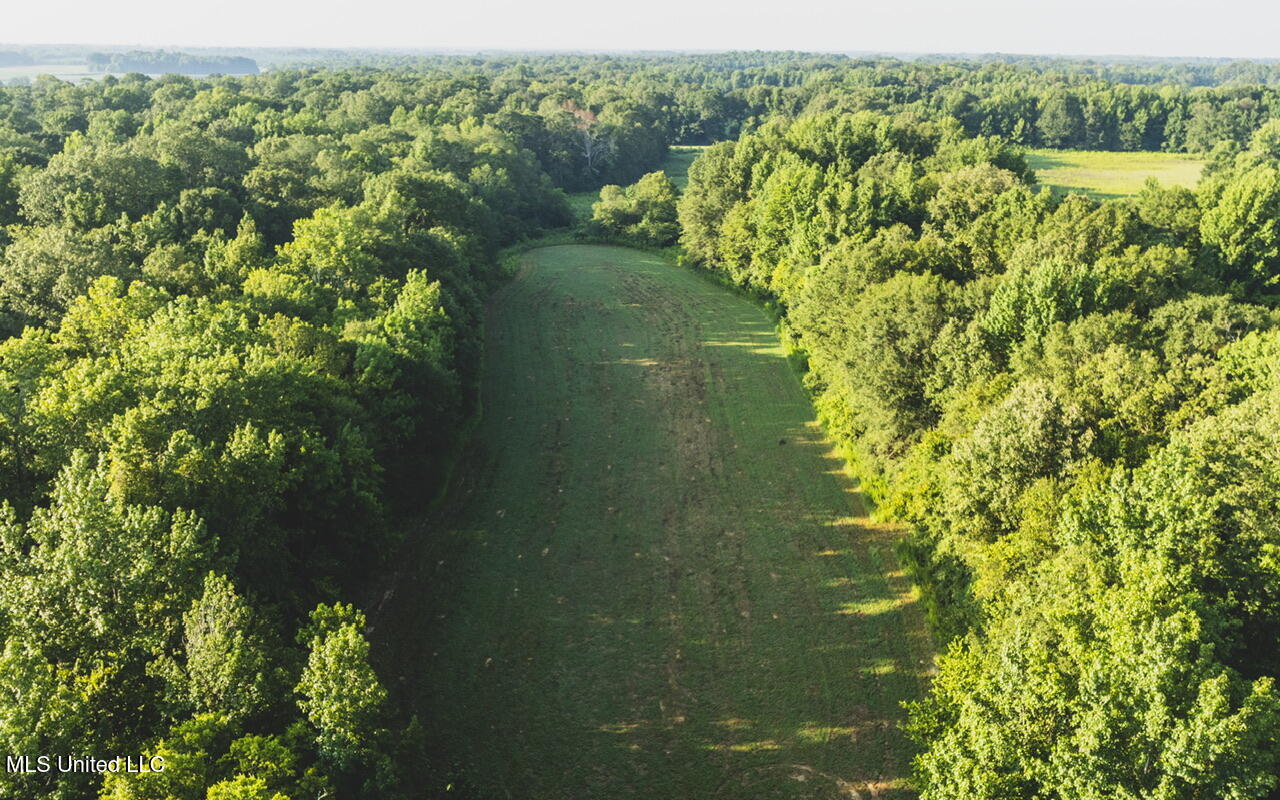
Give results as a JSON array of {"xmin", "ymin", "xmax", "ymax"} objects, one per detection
[
  {"xmin": 588, "ymin": 170, "xmax": 680, "ymax": 246},
  {"xmin": 0, "ymin": 152, "xmax": 20, "ymax": 230},
  {"xmin": 0, "ymin": 62, "xmax": 624, "ymax": 800},
  {"xmin": 1036, "ymin": 91, "xmax": 1086, "ymax": 147}
]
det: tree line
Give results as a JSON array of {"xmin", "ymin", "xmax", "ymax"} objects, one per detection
[
  {"xmin": 86, "ymin": 52, "xmax": 260, "ymax": 76},
  {"xmin": 0, "ymin": 66, "xmax": 583, "ymax": 799},
  {"xmin": 13, "ymin": 55, "xmax": 1280, "ymax": 180},
  {"xmin": 677, "ymin": 108, "xmax": 1280, "ymax": 798},
  {"xmin": 235, "ymin": 53, "xmax": 1280, "ymax": 153}
]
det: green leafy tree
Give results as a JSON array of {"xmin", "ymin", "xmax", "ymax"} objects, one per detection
[
  {"xmin": 17, "ymin": 142, "xmax": 176, "ymax": 229},
  {"xmin": 0, "ymin": 224, "xmax": 135, "ymax": 329},
  {"xmin": 911, "ymin": 397, "xmax": 1280, "ymax": 799},
  {"xmin": 589, "ymin": 170, "xmax": 680, "ymax": 246},
  {"xmin": 0, "ymin": 452, "xmax": 206, "ymax": 658},
  {"xmin": 1200, "ymin": 164, "xmax": 1280, "ymax": 285},
  {"xmin": 295, "ymin": 604, "xmax": 388, "ymax": 772},
  {"xmin": 1036, "ymin": 91, "xmax": 1086, "ymax": 147},
  {"xmin": 178, "ymin": 572, "xmax": 282, "ymax": 722}
]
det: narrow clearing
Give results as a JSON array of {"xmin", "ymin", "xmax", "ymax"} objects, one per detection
[{"xmin": 383, "ymin": 245, "xmax": 932, "ymax": 798}]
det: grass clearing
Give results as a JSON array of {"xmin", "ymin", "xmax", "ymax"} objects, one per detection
[
  {"xmin": 381, "ymin": 244, "xmax": 932, "ymax": 798},
  {"xmin": 1026, "ymin": 148, "xmax": 1206, "ymax": 199},
  {"xmin": 565, "ymin": 145, "xmax": 706, "ymax": 223},
  {"xmin": 661, "ymin": 145, "xmax": 706, "ymax": 192},
  {"xmin": 566, "ymin": 189, "xmax": 598, "ymax": 223},
  {"xmin": 0, "ymin": 64, "xmax": 96, "ymax": 82}
]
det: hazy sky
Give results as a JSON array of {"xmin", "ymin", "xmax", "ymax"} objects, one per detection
[{"xmin": 5, "ymin": 0, "xmax": 1280, "ymax": 58}]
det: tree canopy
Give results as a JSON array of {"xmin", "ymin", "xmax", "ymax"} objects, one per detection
[{"xmin": 3, "ymin": 50, "xmax": 1280, "ymax": 799}]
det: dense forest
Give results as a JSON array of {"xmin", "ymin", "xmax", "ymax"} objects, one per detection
[
  {"xmin": 0, "ymin": 66, "xmax": 587, "ymax": 800},
  {"xmin": 0, "ymin": 50, "xmax": 1279, "ymax": 798},
  {"xmin": 678, "ymin": 98, "xmax": 1280, "ymax": 799}
]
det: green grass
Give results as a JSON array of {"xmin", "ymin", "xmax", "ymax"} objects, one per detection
[
  {"xmin": 381, "ymin": 244, "xmax": 932, "ymax": 798},
  {"xmin": 566, "ymin": 189, "xmax": 599, "ymax": 223},
  {"xmin": 660, "ymin": 145, "xmax": 706, "ymax": 192},
  {"xmin": 565, "ymin": 145, "xmax": 707, "ymax": 224},
  {"xmin": 1026, "ymin": 148, "xmax": 1206, "ymax": 200}
]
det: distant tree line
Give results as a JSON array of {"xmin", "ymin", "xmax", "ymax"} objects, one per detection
[
  {"xmin": 87, "ymin": 50, "xmax": 259, "ymax": 75},
  {"xmin": 152, "ymin": 52, "xmax": 1280, "ymax": 153},
  {"xmin": 8, "ymin": 55, "xmax": 1280, "ymax": 188},
  {"xmin": 0, "ymin": 52, "xmax": 33, "ymax": 68}
]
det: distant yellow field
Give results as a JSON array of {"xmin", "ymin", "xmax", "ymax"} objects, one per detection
[{"xmin": 1025, "ymin": 149, "xmax": 1206, "ymax": 200}]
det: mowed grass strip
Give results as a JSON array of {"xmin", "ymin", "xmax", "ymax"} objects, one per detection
[
  {"xmin": 1026, "ymin": 148, "xmax": 1206, "ymax": 199},
  {"xmin": 660, "ymin": 145, "xmax": 706, "ymax": 192},
  {"xmin": 565, "ymin": 145, "xmax": 706, "ymax": 223},
  {"xmin": 386, "ymin": 245, "xmax": 932, "ymax": 798}
]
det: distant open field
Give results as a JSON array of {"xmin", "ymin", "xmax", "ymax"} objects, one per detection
[
  {"xmin": 1026, "ymin": 148, "xmax": 1206, "ymax": 199},
  {"xmin": 0, "ymin": 64, "xmax": 97, "ymax": 82},
  {"xmin": 566, "ymin": 188, "xmax": 599, "ymax": 222},
  {"xmin": 381, "ymin": 244, "xmax": 933, "ymax": 798},
  {"xmin": 0, "ymin": 64, "xmax": 247, "ymax": 83}
]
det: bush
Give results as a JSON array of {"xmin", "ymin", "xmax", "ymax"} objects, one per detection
[{"xmin": 587, "ymin": 171, "xmax": 679, "ymax": 246}]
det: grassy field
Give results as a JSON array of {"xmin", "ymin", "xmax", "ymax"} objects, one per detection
[
  {"xmin": 381, "ymin": 244, "xmax": 932, "ymax": 798},
  {"xmin": 566, "ymin": 145, "xmax": 706, "ymax": 222},
  {"xmin": 0, "ymin": 64, "xmax": 245, "ymax": 83},
  {"xmin": 1026, "ymin": 148, "xmax": 1206, "ymax": 199},
  {"xmin": 0, "ymin": 64, "xmax": 96, "ymax": 82},
  {"xmin": 661, "ymin": 145, "xmax": 706, "ymax": 191},
  {"xmin": 565, "ymin": 188, "xmax": 599, "ymax": 223}
]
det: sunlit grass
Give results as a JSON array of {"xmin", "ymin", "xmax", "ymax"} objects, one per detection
[{"xmin": 1026, "ymin": 148, "xmax": 1206, "ymax": 199}]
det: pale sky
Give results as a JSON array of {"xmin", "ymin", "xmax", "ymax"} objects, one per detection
[{"xmin": 4, "ymin": 0, "xmax": 1279, "ymax": 59}]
